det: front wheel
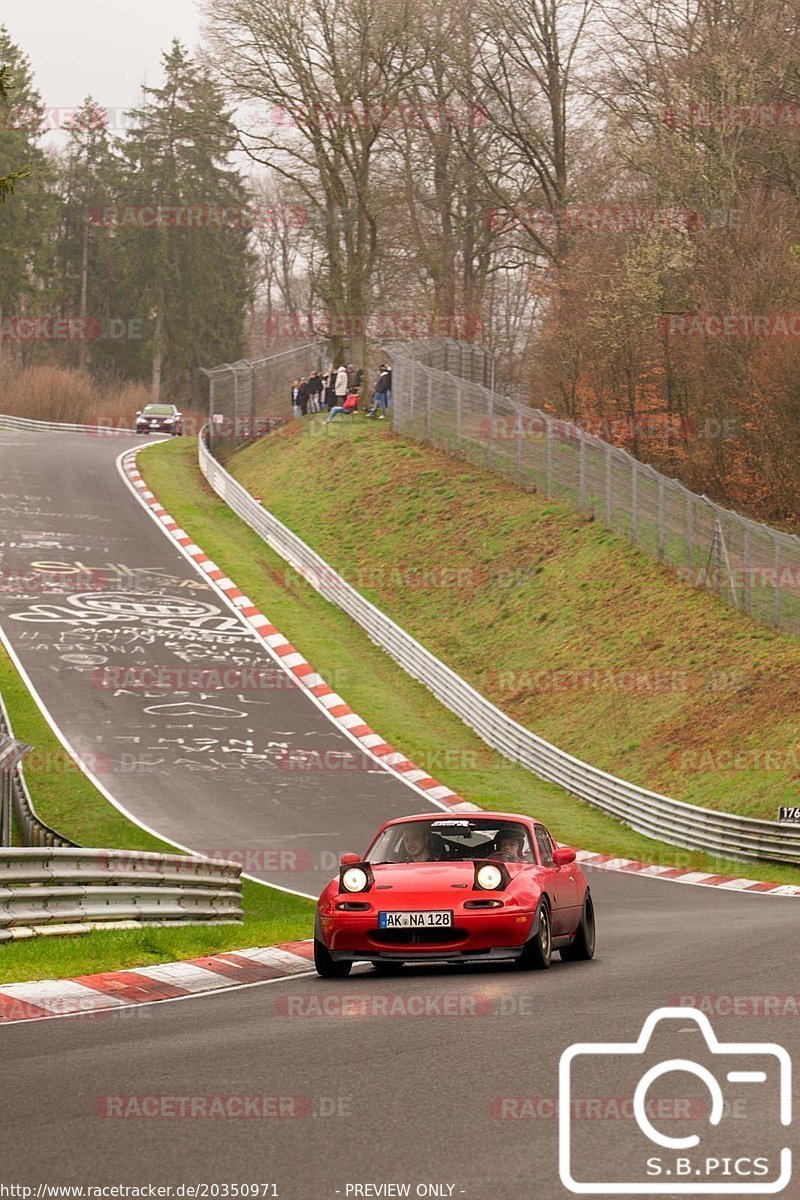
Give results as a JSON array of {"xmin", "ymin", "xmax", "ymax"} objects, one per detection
[
  {"xmin": 517, "ymin": 900, "xmax": 551, "ymax": 970},
  {"xmin": 313, "ymin": 917, "xmax": 352, "ymax": 979},
  {"xmin": 560, "ymin": 892, "xmax": 596, "ymax": 962}
]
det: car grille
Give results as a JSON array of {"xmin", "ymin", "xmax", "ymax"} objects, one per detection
[{"xmin": 371, "ymin": 927, "xmax": 469, "ymax": 945}]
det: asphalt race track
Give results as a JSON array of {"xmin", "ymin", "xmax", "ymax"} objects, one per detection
[
  {"xmin": 1, "ymin": 428, "xmax": 798, "ymax": 1198},
  {"xmin": 2, "ymin": 874, "xmax": 798, "ymax": 1198},
  {"xmin": 0, "ymin": 429, "xmax": 441, "ymax": 894}
]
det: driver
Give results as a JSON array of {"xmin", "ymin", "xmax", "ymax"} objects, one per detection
[
  {"xmin": 492, "ymin": 828, "xmax": 527, "ymax": 862},
  {"xmin": 399, "ymin": 824, "xmax": 437, "ymax": 862}
]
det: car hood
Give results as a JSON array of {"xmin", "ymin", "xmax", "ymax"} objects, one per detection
[{"xmin": 365, "ymin": 860, "xmax": 532, "ymax": 895}]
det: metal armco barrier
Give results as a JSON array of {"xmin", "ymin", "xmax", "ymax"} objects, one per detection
[
  {"xmin": 0, "ymin": 848, "xmax": 243, "ymax": 940},
  {"xmin": 0, "ymin": 692, "xmax": 76, "ymax": 849},
  {"xmin": 198, "ymin": 430, "xmax": 800, "ymax": 866},
  {"xmin": 0, "ymin": 413, "xmax": 134, "ymax": 435}
]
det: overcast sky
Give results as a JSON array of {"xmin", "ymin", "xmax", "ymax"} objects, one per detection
[{"xmin": 3, "ymin": 0, "xmax": 204, "ymax": 138}]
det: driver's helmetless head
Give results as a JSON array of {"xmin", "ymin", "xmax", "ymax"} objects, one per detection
[
  {"xmin": 401, "ymin": 826, "xmax": 428, "ymax": 857},
  {"xmin": 498, "ymin": 830, "xmax": 525, "ymax": 854}
]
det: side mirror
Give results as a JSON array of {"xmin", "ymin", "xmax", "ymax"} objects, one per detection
[
  {"xmin": 340, "ymin": 852, "xmax": 362, "ymax": 866},
  {"xmin": 553, "ymin": 846, "xmax": 576, "ymax": 868},
  {"xmin": 175, "ymin": 411, "xmax": 182, "ymax": 418},
  {"xmin": 136, "ymin": 411, "xmax": 142, "ymax": 416}
]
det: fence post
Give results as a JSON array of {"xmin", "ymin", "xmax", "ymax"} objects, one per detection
[
  {"xmin": 516, "ymin": 412, "xmax": 523, "ymax": 485},
  {"xmin": 605, "ymin": 444, "xmax": 612, "ymax": 523},
  {"xmin": 742, "ymin": 527, "xmax": 751, "ymax": 615},
  {"xmin": 774, "ymin": 540, "xmax": 782, "ymax": 628},
  {"xmin": 456, "ymin": 382, "xmax": 462, "ymax": 447},
  {"xmin": 426, "ymin": 373, "xmax": 432, "ymax": 439},
  {"xmin": 657, "ymin": 478, "xmax": 665, "ymax": 560},
  {"xmin": 579, "ymin": 435, "xmax": 586, "ymax": 508},
  {"xmin": 409, "ymin": 362, "xmax": 416, "ymax": 424},
  {"xmin": 686, "ymin": 495, "xmax": 694, "ymax": 576},
  {"xmin": 232, "ymin": 367, "xmax": 239, "ymax": 440},
  {"xmin": 631, "ymin": 461, "xmax": 638, "ymax": 541},
  {"xmin": 545, "ymin": 416, "xmax": 553, "ymax": 496},
  {"xmin": 487, "ymin": 394, "xmax": 494, "ymax": 467}
]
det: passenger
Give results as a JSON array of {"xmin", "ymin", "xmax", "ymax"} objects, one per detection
[{"xmin": 491, "ymin": 829, "xmax": 527, "ymax": 862}]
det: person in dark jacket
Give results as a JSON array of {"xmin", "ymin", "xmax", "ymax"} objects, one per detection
[
  {"xmin": 307, "ymin": 371, "xmax": 324, "ymax": 414},
  {"xmin": 367, "ymin": 364, "xmax": 391, "ymax": 418},
  {"xmin": 296, "ymin": 377, "xmax": 310, "ymax": 416}
]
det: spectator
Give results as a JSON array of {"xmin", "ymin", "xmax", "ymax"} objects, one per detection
[
  {"xmin": 325, "ymin": 389, "xmax": 359, "ymax": 423},
  {"xmin": 291, "ymin": 378, "xmax": 301, "ymax": 418},
  {"xmin": 308, "ymin": 370, "xmax": 324, "ymax": 414},
  {"xmin": 322, "ymin": 371, "xmax": 336, "ymax": 411},
  {"xmin": 367, "ymin": 364, "xmax": 391, "ymax": 419},
  {"xmin": 334, "ymin": 364, "xmax": 349, "ymax": 402},
  {"xmin": 296, "ymin": 376, "xmax": 310, "ymax": 416}
]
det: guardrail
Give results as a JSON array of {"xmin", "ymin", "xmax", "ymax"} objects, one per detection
[
  {"xmin": 0, "ymin": 848, "xmax": 243, "ymax": 940},
  {"xmin": 198, "ymin": 429, "xmax": 800, "ymax": 866},
  {"xmin": 0, "ymin": 691, "xmax": 77, "ymax": 849},
  {"xmin": 0, "ymin": 413, "xmax": 135, "ymax": 435}
]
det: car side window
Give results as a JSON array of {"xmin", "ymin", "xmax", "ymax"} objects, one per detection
[{"xmin": 535, "ymin": 826, "xmax": 555, "ymax": 867}]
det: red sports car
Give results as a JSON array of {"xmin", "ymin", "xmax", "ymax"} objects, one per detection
[{"xmin": 314, "ymin": 812, "xmax": 595, "ymax": 977}]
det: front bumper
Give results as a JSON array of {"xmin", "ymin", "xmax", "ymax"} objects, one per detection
[{"xmin": 322, "ymin": 907, "xmax": 536, "ymax": 963}]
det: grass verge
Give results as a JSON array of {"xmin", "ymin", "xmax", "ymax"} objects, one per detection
[
  {"xmin": 135, "ymin": 436, "xmax": 799, "ymax": 887},
  {"xmin": 225, "ymin": 417, "xmax": 800, "ymax": 821}
]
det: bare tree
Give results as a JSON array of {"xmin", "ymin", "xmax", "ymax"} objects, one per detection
[{"xmin": 203, "ymin": 0, "xmax": 424, "ymax": 374}]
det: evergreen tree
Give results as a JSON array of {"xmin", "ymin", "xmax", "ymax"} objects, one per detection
[
  {"xmin": 119, "ymin": 41, "xmax": 254, "ymax": 401},
  {"xmin": 55, "ymin": 98, "xmax": 121, "ymax": 370},
  {"xmin": 0, "ymin": 64, "xmax": 29, "ymax": 200},
  {"xmin": 0, "ymin": 28, "xmax": 58, "ymax": 332}
]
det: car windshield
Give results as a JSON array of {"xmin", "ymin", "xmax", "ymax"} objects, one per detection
[
  {"xmin": 366, "ymin": 819, "xmax": 535, "ymax": 864},
  {"xmin": 143, "ymin": 405, "xmax": 174, "ymax": 415}
]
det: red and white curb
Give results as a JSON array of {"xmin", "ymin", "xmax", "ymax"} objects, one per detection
[
  {"xmin": 0, "ymin": 940, "xmax": 315, "ymax": 1024},
  {"xmin": 122, "ymin": 448, "xmax": 800, "ymax": 902},
  {"xmin": 576, "ymin": 850, "xmax": 800, "ymax": 896},
  {"xmin": 122, "ymin": 450, "xmax": 478, "ymax": 815}
]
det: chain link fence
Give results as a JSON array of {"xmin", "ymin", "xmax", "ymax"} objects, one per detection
[
  {"xmin": 202, "ymin": 341, "xmax": 327, "ymax": 457},
  {"xmin": 387, "ymin": 350, "xmax": 800, "ymax": 637},
  {"xmin": 386, "ymin": 337, "xmax": 494, "ymax": 389}
]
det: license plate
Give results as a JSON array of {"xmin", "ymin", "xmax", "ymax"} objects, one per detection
[{"xmin": 379, "ymin": 910, "xmax": 453, "ymax": 929}]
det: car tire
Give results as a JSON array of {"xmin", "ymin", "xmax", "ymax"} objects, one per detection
[
  {"xmin": 313, "ymin": 918, "xmax": 352, "ymax": 979},
  {"xmin": 517, "ymin": 899, "xmax": 551, "ymax": 970},
  {"xmin": 560, "ymin": 892, "xmax": 596, "ymax": 962}
]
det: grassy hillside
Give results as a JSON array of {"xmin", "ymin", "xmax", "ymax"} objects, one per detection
[{"xmin": 223, "ymin": 416, "xmax": 800, "ymax": 822}]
